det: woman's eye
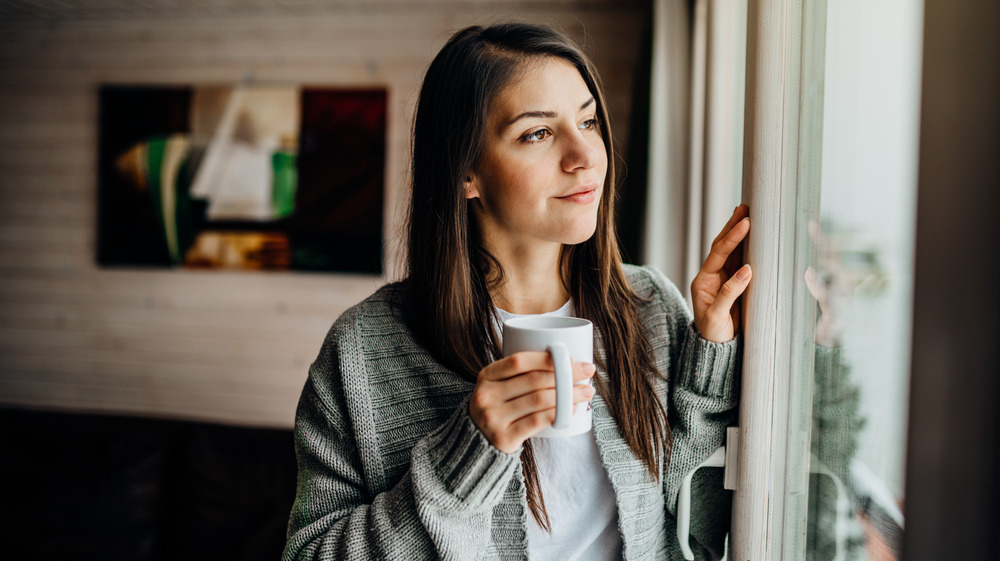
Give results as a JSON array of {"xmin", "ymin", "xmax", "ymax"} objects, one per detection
[
  {"xmin": 579, "ymin": 118, "xmax": 599, "ymax": 131},
  {"xmin": 520, "ymin": 129, "xmax": 552, "ymax": 143}
]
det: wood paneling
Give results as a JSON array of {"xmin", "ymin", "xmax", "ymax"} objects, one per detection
[{"xmin": 0, "ymin": 1, "xmax": 647, "ymax": 427}]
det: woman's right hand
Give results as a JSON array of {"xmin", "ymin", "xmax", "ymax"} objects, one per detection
[{"xmin": 469, "ymin": 352, "xmax": 596, "ymax": 454}]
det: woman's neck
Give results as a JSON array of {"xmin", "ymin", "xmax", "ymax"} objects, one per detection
[{"xmin": 488, "ymin": 242, "xmax": 569, "ymax": 315}]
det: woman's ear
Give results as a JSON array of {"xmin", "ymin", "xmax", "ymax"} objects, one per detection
[{"xmin": 464, "ymin": 175, "xmax": 481, "ymax": 200}]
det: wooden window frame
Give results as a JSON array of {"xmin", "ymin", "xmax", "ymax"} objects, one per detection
[{"xmin": 731, "ymin": 0, "xmax": 828, "ymax": 558}]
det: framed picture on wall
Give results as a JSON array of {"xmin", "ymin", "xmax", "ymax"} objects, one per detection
[{"xmin": 96, "ymin": 84, "xmax": 387, "ymax": 274}]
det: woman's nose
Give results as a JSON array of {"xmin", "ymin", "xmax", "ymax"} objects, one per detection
[{"xmin": 561, "ymin": 130, "xmax": 602, "ymax": 172}]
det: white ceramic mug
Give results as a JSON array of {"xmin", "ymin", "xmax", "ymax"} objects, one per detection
[{"xmin": 501, "ymin": 316, "xmax": 594, "ymax": 437}]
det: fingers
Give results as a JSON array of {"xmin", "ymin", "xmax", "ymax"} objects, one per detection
[
  {"xmin": 482, "ymin": 352, "xmax": 593, "ymax": 381},
  {"xmin": 479, "ymin": 351, "xmax": 552, "ymax": 381},
  {"xmin": 491, "ymin": 361, "xmax": 595, "ymax": 402},
  {"xmin": 712, "ymin": 204, "xmax": 750, "ymax": 246},
  {"xmin": 473, "ymin": 380, "xmax": 596, "ymax": 453},
  {"xmin": 804, "ymin": 266, "xmax": 833, "ymax": 316},
  {"xmin": 471, "ymin": 356, "xmax": 596, "ymax": 453},
  {"xmin": 804, "ymin": 266, "xmax": 824, "ymax": 302},
  {"xmin": 502, "ymin": 384, "xmax": 596, "ymax": 444},
  {"xmin": 503, "ymin": 382, "xmax": 595, "ymax": 422},
  {"xmin": 705, "ymin": 264, "xmax": 752, "ymax": 325},
  {"xmin": 693, "ymin": 205, "xmax": 752, "ymax": 343},
  {"xmin": 701, "ymin": 215, "xmax": 750, "ymax": 276}
]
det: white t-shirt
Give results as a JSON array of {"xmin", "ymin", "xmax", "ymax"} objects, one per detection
[{"xmin": 495, "ymin": 303, "xmax": 624, "ymax": 561}]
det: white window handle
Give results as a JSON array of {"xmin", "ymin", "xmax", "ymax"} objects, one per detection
[{"xmin": 676, "ymin": 428, "xmax": 738, "ymax": 560}]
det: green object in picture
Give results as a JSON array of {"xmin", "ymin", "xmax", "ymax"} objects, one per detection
[{"xmin": 271, "ymin": 149, "xmax": 297, "ymax": 219}]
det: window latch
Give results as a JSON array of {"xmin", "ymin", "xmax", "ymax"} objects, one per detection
[{"xmin": 677, "ymin": 427, "xmax": 739, "ymax": 560}]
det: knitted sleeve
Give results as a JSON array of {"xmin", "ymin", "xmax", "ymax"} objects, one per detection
[
  {"xmin": 666, "ymin": 322, "xmax": 741, "ymax": 561},
  {"xmin": 282, "ymin": 311, "xmax": 520, "ymax": 560},
  {"xmin": 630, "ymin": 265, "xmax": 741, "ymax": 560},
  {"xmin": 811, "ymin": 345, "xmax": 862, "ymax": 482},
  {"xmin": 807, "ymin": 346, "xmax": 866, "ymax": 561}
]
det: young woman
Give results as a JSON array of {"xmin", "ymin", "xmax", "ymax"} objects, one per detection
[{"xmin": 283, "ymin": 23, "xmax": 751, "ymax": 560}]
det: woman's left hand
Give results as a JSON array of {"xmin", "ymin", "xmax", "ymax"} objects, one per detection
[{"xmin": 690, "ymin": 204, "xmax": 752, "ymax": 343}]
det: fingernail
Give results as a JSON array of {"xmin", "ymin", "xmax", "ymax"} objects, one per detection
[
  {"xmin": 737, "ymin": 264, "xmax": 751, "ymax": 281},
  {"xmin": 584, "ymin": 386, "xmax": 596, "ymax": 396},
  {"xmin": 582, "ymin": 363, "xmax": 596, "ymax": 375}
]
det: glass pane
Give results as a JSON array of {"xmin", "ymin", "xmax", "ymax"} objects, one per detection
[{"xmin": 790, "ymin": 1, "xmax": 923, "ymax": 559}]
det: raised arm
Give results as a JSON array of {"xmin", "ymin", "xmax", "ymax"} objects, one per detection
[
  {"xmin": 657, "ymin": 204, "xmax": 751, "ymax": 559},
  {"xmin": 664, "ymin": 203, "xmax": 750, "ymax": 505}
]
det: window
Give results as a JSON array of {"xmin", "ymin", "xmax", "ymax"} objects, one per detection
[{"xmin": 730, "ymin": 0, "xmax": 920, "ymax": 559}]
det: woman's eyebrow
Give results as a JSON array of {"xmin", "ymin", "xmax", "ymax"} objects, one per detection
[
  {"xmin": 505, "ymin": 110, "xmax": 557, "ymax": 128},
  {"xmin": 503, "ymin": 97, "xmax": 597, "ymax": 129}
]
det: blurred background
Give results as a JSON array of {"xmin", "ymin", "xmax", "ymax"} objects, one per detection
[
  {"xmin": 0, "ymin": 1, "xmax": 651, "ymax": 559},
  {"xmin": 0, "ymin": 0, "xmax": 650, "ymax": 428}
]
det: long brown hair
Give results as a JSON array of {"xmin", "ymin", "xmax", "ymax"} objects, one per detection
[{"xmin": 406, "ymin": 23, "xmax": 670, "ymax": 531}]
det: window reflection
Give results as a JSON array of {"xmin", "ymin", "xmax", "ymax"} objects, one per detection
[
  {"xmin": 799, "ymin": 0, "xmax": 921, "ymax": 558},
  {"xmin": 675, "ymin": 0, "xmax": 918, "ymax": 557}
]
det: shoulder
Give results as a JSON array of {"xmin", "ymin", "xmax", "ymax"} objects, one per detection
[
  {"xmin": 327, "ymin": 281, "xmax": 411, "ymax": 342},
  {"xmin": 311, "ymin": 281, "xmax": 418, "ymax": 383}
]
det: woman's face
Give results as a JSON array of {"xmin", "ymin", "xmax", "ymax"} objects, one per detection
[{"xmin": 466, "ymin": 57, "xmax": 608, "ymax": 254}]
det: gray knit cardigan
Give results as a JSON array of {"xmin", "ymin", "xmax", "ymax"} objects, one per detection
[{"xmin": 283, "ymin": 265, "xmax": 741, "ymax": 560}]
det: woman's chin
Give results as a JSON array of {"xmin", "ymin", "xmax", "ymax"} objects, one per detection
[{"xmin": 560, "ymin": 222, "xmax": 599, "ymax": 246}]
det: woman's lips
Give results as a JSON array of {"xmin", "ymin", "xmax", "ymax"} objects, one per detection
[{"xmin": 556, "ymin": 187, "xmax": 599, "ymax": 204}]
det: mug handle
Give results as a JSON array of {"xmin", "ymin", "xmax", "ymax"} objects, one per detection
[{"xmin": 547, "ymin": 342, "xmax": 573, "ymax": 430}]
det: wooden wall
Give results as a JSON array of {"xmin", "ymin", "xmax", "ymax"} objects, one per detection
[{"xmin": 0, "ymin": 0, "xmax": 648, "ymax": 427}]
